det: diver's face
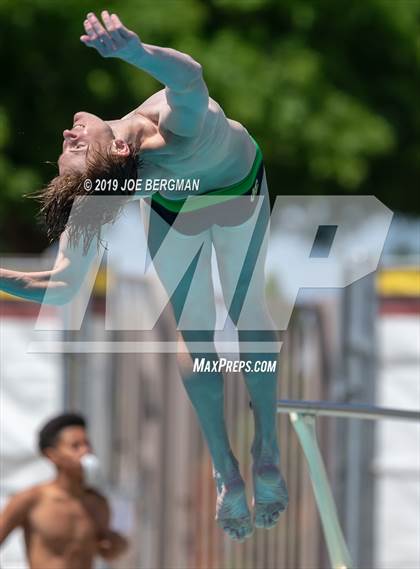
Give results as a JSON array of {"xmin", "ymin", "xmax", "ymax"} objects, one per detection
[{"xmin": 58, "ymin": 112, "xmax": 113, "ymax": 175}]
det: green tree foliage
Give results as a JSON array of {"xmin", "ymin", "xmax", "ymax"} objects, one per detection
[{"xmin": 0, "ymin": 0, "xmax": 419, "ymax": 252}]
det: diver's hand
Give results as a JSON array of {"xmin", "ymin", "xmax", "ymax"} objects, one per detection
[{"xmin": 80, "ymin": 11, "xmax": 146, "ymax": 63}]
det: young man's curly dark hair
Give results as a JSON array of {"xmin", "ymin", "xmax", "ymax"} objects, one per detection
[{"xmin": 30, "ymin": 143, "xmax": 140, "ymax": 255}]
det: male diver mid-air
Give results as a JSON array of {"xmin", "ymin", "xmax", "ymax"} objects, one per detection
[{"xmin": 0, "ymin": 11, "xmax": 288, "ymax": 542}]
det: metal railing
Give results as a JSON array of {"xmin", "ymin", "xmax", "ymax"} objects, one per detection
[
  {"xmin": 282, "ymin": 400, "xmax": 420, "ymax": 569},
  {"xmin": 278, "ymin": 400, "xmax": 420, "ymax": 422}
]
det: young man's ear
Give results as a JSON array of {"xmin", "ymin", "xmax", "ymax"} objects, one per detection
[
  {"xmin": 110, "ymin": 139, "xmax": 131, "ymax": 157},
  {"xmin": 43, "ymin": 447, "xmax": 59, "ymax": 464}
]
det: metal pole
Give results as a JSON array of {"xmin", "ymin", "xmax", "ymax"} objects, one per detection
[
  {"xmin": 290, "ymin": 413, "xmax": 354, "ymax": 569},
  {"xmin": 278, "ymin": 400, "xmax": 420, "ymax": 422}
]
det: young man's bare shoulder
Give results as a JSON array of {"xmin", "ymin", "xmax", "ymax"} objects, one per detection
[
  {"xmin": 120, "ymin": 89, "xmax": 166, "ymax": 121},
  {"xmin": 6, "ymin": 484, "xmax": 46, "ymax": 510},
  {"xmin": 85, "ymin": 488, "xmax": 109, "ymax": 509}
]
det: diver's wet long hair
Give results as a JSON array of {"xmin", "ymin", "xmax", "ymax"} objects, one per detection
[{"xmin": 29, "ymin": 143, "xmax": 140, "ymax": 254}]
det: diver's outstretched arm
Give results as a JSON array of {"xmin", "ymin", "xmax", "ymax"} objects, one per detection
[
  {"xmin": 80, "ymin": 11, "xmax": 208, "ymax": 137},
  {"xmin": 0, "ymin": 229, "xmax": 98, "ymax": 305}
]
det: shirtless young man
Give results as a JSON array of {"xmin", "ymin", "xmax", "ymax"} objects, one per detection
[
  {"xmin": 0, "ymin": 11, "xmax": 288, "ymax": 541},
  {"xmin": 0, "ymin": 413, "xmax": 128, "ymax": 569}
]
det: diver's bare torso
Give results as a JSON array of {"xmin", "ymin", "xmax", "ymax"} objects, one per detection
[
  {"xmin": 21, "ymin": 483, "xmax": 104, "ymax": 569},
  {"xmin": 108, "ymin": 88, "xmax": 258, "ymax": 196}
]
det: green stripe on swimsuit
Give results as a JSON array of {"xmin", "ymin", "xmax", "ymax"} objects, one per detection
[{"xmin": 151, "ymin": 136, "xmax": 263, "ymax": 214}]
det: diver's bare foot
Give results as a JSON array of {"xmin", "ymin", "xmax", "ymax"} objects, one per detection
[
  {"xmin": 252, "ymin": 456, "xmax": 288, "ymax": 529},
  {"xmin": 214, "ymin": 471, "xmax": 253, "ymax": 542}
]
